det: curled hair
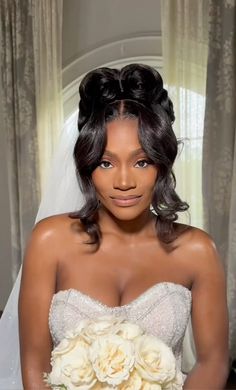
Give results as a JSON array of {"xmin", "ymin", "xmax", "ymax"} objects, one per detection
[{"xmin": 71, "ymin": 64, "xmax": 189, "ymax": 245}]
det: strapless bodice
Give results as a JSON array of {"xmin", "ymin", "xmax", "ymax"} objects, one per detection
[{"xmin": 49, "ymin": 282, "xmax": 191, "ymax": 370}]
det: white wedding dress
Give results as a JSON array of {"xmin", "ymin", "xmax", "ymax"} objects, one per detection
[
  {"xmin": 49, "ymin": 282, "xmax": 191, "ymax": 373},
  {"xmin": 0, "ymin": 114, "xmax": 196, "ymax": 389}
]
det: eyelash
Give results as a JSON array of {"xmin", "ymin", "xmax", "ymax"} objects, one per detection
[
  {"xmin": 99, "ymin": 160, "xmax": 113, "ymax": 169},
  {"xmin": 135, "ymin": 159, "xmax": 150, "ymax": 168},
  {"xmin": 99, "ymin": 159, "xmax": 152, "ymax": 169}
]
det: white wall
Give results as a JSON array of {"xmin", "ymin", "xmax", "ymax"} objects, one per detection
[{"xmin": 62, "ymin": 0, "xmax": 161, "ymax": 68}]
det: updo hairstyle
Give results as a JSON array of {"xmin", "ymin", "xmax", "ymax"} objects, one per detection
[{"xmin": 71, "ymin": 64, "xmax": 189, "ymax": 245}]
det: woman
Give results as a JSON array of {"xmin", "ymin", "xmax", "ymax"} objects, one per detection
[{"xmin": 17, "ymin": 64, "xmax": 228, "ymax": 388}]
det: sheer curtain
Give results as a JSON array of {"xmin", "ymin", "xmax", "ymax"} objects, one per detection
[
  {"xmin": 0, "ymin": 0, "xmax": 40, "ymax": 280},
  {"xmin": 0, "ymin": 3, "xmax": 63, "ymax": 386},
  {"xmin": 32, "ymin": 0, "xmax": 63, "ymax": 193},
  {"xmin": 161, "ymin": 0, "xmax": 209, "ymax": 229},
  {"xmin": 161, "ymin": 0, "xmax": 209, "ymax": 371},
  {"xmin": 203, "ymin": 0, "xmax": 236, "ymax": 361},
  {"xmin": 0, "ymin": 0, "xmax": 63, "ymax": 283}
]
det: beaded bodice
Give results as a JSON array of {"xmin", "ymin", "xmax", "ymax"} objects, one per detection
[{"xmin": 49, "ymin": 282, "xmax": 191, "ymax": 370}]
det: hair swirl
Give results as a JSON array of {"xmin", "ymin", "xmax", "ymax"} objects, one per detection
[{"xmin": 71, "ymin": 64, "xmax": 188, "ymax": 245}]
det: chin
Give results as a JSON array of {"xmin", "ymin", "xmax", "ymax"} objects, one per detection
[{"xmin": 104, "ymin": 204, "xmax": 151, "ymax": 221}]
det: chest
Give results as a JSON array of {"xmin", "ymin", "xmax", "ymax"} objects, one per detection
[{"xmin": 56, "ymin": 239, "xmax": 191, "ymax": 307}]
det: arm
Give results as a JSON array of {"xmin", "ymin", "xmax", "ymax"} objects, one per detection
[
  {"xmin": 184, "ymin": 231, "xmax": 229, "ymax": 389},
  {"xmin": 19, "ymin": 219, "xmax": 58, "ymax": 389}
]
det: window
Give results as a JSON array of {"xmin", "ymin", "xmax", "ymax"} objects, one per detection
[
  {"xmin": 174, "ymin": 88, "xmax": 205, "ymax": 229},
  {"xmin": 63, "ymin": 59, "xmax": 204, "ymax": 230}
]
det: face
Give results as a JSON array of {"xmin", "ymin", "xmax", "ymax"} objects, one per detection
[{"xmin": 91, "ymin": 118, "xmax": 158, "ymax": 221}]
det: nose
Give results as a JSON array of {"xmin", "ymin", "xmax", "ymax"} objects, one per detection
[{"xmin": 113, "ymin": 166, "xmax": 136, "ymax": 191}]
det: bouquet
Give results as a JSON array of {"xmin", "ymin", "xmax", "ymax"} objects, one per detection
[{"xmin": 44, "ymin": 316, "xmax": 183, "ymax": 390}]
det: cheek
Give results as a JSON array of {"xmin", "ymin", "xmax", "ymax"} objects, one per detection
[
  {"xmin": 141, "ymin": 170, "xmax": 158, "ymax": 191},
  {"xmin": 91, "ymin": 170, "xmax": 107, "ymax": 194}
]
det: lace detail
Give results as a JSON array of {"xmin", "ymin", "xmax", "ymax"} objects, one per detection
[{"xmin": 49, "ymin": 282, "xmax": 191, "ymax": 370}]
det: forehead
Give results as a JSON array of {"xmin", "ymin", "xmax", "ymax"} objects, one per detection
[{"xmin": 105, "ymin": 118, "xmax": 142, "ymax": 152}]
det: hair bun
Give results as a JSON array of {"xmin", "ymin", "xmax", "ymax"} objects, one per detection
[
  {"xmin": 120, "ymin": 64, "xmax": 175, "ymax": 122},
  {"xmin": 78, "ymin": 68, "xmax": 121, "ymax": 130},
  {"xmin": 78, "ymin": 64, "xmax": 175, "ymax": 130}
]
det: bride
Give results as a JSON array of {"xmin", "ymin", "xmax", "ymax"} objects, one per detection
[{"xmin": 0, "ymin": 64, "xmax": 228, "ymax": 389}]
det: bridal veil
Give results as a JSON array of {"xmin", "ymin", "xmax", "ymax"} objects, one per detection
[{"xmin": 0, "ymin": 114, "xmax": 85, "ymax": 389}]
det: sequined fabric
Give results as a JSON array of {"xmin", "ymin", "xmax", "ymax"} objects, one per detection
[{"xmin": 49, "ymin": 282, "xmax": 191, "ymax": 370}]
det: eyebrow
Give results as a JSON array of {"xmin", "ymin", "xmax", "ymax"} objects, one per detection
[{"xmin": 103, "ymin": 148, "xmax": 147, "ymax": 158}]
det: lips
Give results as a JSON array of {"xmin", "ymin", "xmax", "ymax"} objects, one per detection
[
  {"xmin": 110, "ymin": 195, "xmax": 142, "ymax": 207},
  {"xmin": 111, "ymin": 195, "xmax": 141, "ymax": 200}
]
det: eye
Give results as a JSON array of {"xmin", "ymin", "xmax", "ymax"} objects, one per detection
[
  {"xmin": 99, "ymin": 160, "xmax": 113, "ymax": 169},
  {"xmin": 135, "ymin": 159, "xmax": 151, "ymax": 168}
]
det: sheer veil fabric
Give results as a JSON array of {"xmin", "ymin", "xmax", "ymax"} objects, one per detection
[
  {"xmin": 0, "ymin": 114, "xmax": 195, "ymax": 388},
  {"xmin": 0, "ymin": 116, "xmax": 85, "ymax": 389}
]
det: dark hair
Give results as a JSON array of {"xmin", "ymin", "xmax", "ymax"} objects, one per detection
[{"xmin": 71, "ymin": 64, "xmax": 189, "ymax": 245}]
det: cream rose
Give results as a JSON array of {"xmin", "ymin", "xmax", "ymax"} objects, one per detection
[
  {"xmin": 117, "ymin": 321, "xmax": 144, "ymax": 340},
  {"xmin": 89, "ymin": 334, "xmax": 135, "ymax": 386},
  {"xmin": 162, "ymin": 370, "xmax": 184, "ymax": 390},
  {"xmin": 134, "ymin": 335, "xmax": 176, "ymax": 384},
  {"xmin": 66, "ymin": 319, "xmax": 90, "ymax": 339},
  {"xmin": 81, "ymin": 316, "xmax": 124, "ymax": 342},
  {"xmin": 92, "ymin": 382, "xmax": 117, "ymax": 389},
  {"xmin": 48, "ymin": 345, "xmax": 96, "ymax": 390},
  {"xmin": 119, "ymin": 370, "xmax": 142, "ymax": 390},
  {"xmin": 51, "ymin": 337, "xmax": 75, "ymax": 357},
  {"xmin": 44, "ymin": 360, "xmax": 66, "ymax": 387},
  {"xmin": 45, "ymin": 317, "xmax": 183, "ymax": 390},
  {"xmin": 51, "ymin": 335, "xmax": 88, "ymax": 362},
  {"xmin": 142, "ymin": 381, "xmax": 162, "ymax": 390}
]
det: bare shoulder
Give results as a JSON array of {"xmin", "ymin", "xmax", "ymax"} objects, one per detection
[
  {"xmin": 24, "ymin": 213, "xmax": 84, "ymax": 263},
  {"xmin": 175, "ymin": 223, "xmax": 217, "ymax": 252},
  {"xmin": 173, "ymin": 223, "xmax": 224, "ymax": 283},
  {"xmin": 32, "ymin": 213, "xmax": 83, "ymax": 240}
]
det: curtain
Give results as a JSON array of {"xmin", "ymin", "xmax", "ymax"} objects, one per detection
[
  {"xmin": 0, "ymin": 0, "xmax": 40, "ymax": 280},
  {"xmin": 0, "ymin": 0, "xmax": 63, "ymax": 282},
  {"xmin": 161, "ymin": 0, "xmax": 209, "ymax": 229},
  {"xmin": 203, "ymin": 0, "xmax": 236, "ymax": 361},
  {"xmin": 161, "ymin": 0, "xmax": 209, "ymax": 371},
  {"xmin": 32, "ymin": 0, "xmax": 63, "ymax": 192}
]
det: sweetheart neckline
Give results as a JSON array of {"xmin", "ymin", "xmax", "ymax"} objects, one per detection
[{"xmin": 52, "ymin": 282, "xmax": 191, "ymax": 310}]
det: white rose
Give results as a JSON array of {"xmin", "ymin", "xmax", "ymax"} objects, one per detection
[
  {"xmin": 142, "ymin": 381, "xmax": 162, "ymax": 390},
  {"xmin": 81, "ymin": 316, "xmax": 124, "ymax": 342},
  {"xmin": 92, "ymin": 382, "xmax": 117, "ymax": 390},
  {"xmin": 66, "ymin": 319, "xmax": 91, "ymax": 338},
  {"xmin": 119, "ymin": 370, "xmax": 142, "ymax": 390},
  {"xmin": 89, "ymin": 334, "xmax": 135, "ymax": 386},
  {"xmin": 69, "ymin": 346, "xmax": 97, "ymax": 389},
  {"xmin": 44, "ymin": 362, "xmax": 65, "ymax": 387},
  {"xmin": 51, "ymin": 337, "xmax": 75, "ymax": 357},
  {"xmin": 46, "ymin": 358, "xmax": 71, "ymax": 388},
  {"xmin": 134, "ymin": 335, "xmax": 176, "ymax": 384},
  {"xmin": 116, "ymin": 322, "xmax": 144, "ymax": 340},
  {"xmin": 48, "ymin": 344, "xmax": 96, "ymax": 390},
  {"xmin": 51, "ymin": 335, "xmax": 88, "ymax": 363},
  {"xmin": 162, "ymin": 370, "xmax": 183, "ymax": 390}
]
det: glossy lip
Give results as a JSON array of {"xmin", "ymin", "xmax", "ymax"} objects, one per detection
[{"xmin": 110, "ymin": 195, "xmax": 142, "ymax": 207}]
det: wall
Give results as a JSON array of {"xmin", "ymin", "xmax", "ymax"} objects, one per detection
[{"xmin": 62, "ymin": 0, "xmax": 161, "ymax": 68}]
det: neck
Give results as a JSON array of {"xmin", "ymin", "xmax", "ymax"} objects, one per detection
[{"xmin": 97, "ymin": 207, "xmax": 157, "ymax": 239}]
